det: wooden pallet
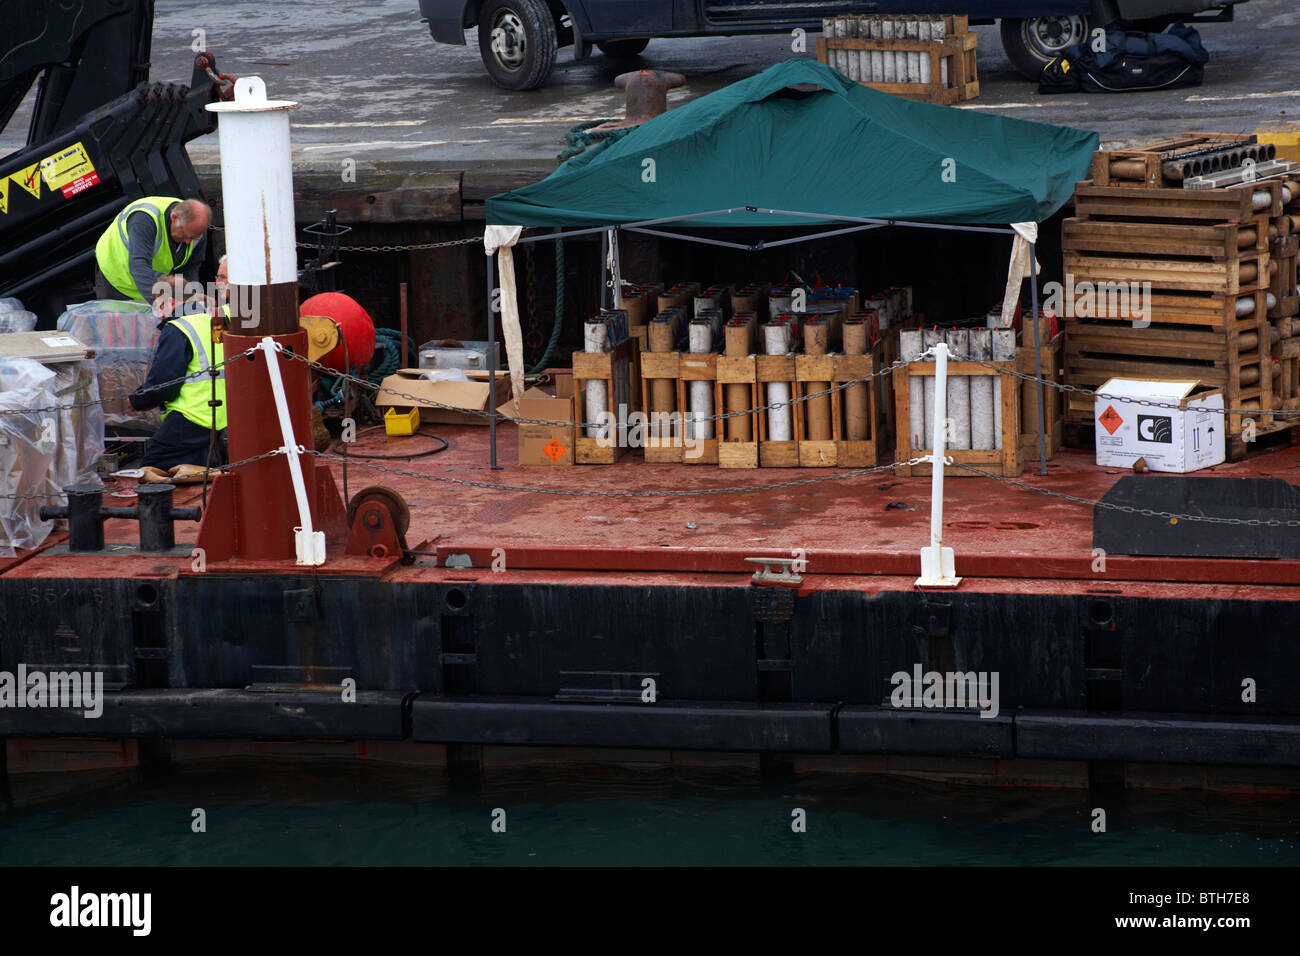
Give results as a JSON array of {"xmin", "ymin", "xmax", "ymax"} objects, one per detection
[
  {"xmin": 639, "ymin": 350, "xmax": 682, "ymax": 463},
  {"xmin": 1062, "ymin": 216, "xmax": 1269, "ymax": 260},
  {"xmin": 572, "ymin": 338, "xmax": 642, "ymax": 464},
  {"xmin": 717, "ymin": 354, "xmax": 759, "ymax": 469},
  {"xmin": 1063, "ymin": 251, "xmax": 1268, "ymax": 296},
  {"xmin": 1073, "ymin": 180, "xmax": 1284, "ymax": 224},
  {"xmin": 833, "ymin": 346, "xmax": 891, "ymax": 467},
  {"xmin": 1089, "ymin": 134, "xmax": 1256, "ymax": 188},
  {"xmin": 892, "ymin": 360, "xmax": 1021, "ymax": 478},
  {"xmin": 815, "ymin": 31, "xmax": 978, "ymax": 105},
  {"xmin": 1018, "ymin": 334, "xmax": 1064, "ymax": 462},
  {"xmin": 1063, "ymin": 321, "xmax": 1273, "ymax": 436}
]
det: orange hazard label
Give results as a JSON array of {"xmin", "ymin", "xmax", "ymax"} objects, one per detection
[
  {"xmin": 543, "ymin": 438, "xmax": 566, "ymax": 462},
  {"xmin": 1099, "ymin": 405, "xmax": 1123, "ymax": 435}
]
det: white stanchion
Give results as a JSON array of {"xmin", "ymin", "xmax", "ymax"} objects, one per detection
[
  {"xmin": 260, "ymin": 338, "xmax": 325, "ymax": 566},
  {"xmin": 917, "ymin": 341, "xmax": 960, "ymax": 588}
]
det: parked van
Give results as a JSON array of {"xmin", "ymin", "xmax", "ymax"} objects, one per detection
[{"xmin": 417, "ymin": 0, "xmax": 1246, "ymax": 90}]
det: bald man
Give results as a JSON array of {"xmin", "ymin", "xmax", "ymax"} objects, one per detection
[{"xmin": 94, "ymin": 196, "xmax": 211, "ymax": 313}]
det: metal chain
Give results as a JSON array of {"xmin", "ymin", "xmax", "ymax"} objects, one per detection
[
  {"xmin": 279, "ymin": 347, "xmax": 909, "ymax": 430},
  {"xmin": 307, "ymin": 449, "xmax": 920, "ymax": 497},
  {"xmin": 0, "ymin": 447, "xmax": 286, "ymax": 500},
  {"xmin": 966, "ymin": 356, "xmax": 1300, "ymax": 419},
  {"xmin": 298, "ymin": 236, "xmax": 482, "ymax": 253},
  {"xmin": 951, "ymin": 461, "xmax": 1300, "ymax": 527},
  {"xmin": 0, "ymin": 347, "xmax": 257, "ymax": 417}
]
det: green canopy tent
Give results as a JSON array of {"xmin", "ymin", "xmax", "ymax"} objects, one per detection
[{"xmin": 482, "ymin": 58, "xmax": 1097, "ymax": 470}]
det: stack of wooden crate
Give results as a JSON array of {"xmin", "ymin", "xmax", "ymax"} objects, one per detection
[
  {"xmin": 816, "ymin": 14, "xmax": 979, "ymax": 106},
  {"xmin": 1270, "ymin": 183, "xmax": 1300, "ymax": 412},
  {"xmin": 1062, "ymin": 140, "xmax": 1299, "ymax": 458}
]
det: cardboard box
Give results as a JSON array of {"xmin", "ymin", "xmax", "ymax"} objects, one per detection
[
  {"xmin": 376, "ymin": 368, "xmax": 511, "ymax": 426},
  {"xmin": 497, "ymin": 386, "xmax": 576, "ymax": 466},
  {"xmin": 1095, "ymin": 378, "xmax": 1225, "ymax": 473}
]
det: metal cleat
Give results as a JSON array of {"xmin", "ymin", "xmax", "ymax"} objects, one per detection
[{"xmin": 745, "ymin": 556, "xmax": 803, "ymax": 587}]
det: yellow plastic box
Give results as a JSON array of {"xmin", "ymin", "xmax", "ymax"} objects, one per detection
[{"xmin": 384, "ymin": 406, "xmax": 421, "ymax": 437}]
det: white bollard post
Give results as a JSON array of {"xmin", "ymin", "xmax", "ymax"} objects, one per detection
[{"xmin": 917, "ymin": 342, "xmax": 961, "ymax": 588}]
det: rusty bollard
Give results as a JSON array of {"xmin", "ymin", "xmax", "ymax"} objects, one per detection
[{"xmin": 591, "ymin": 70, "xmax": 686, "ymax": 132}]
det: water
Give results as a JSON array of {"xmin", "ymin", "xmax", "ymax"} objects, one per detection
[{"xmin": 2, "ymin": 759, "xmax": 1298, "ymax": 866}]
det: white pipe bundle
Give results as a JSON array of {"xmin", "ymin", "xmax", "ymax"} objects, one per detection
[
  {"xmin": 688, "ymin": 320, "xmax": 715, "ymax": 440},
  {"xmin": 922, "ymin": 328, "xmax": 941, "ymax": 445},
  {"xmin": 918, "ymin": 18, "xmax": 932, "ymax": 84},
  {"xmin": 881, "ymin": 19, "xmax": 895, "ymax": 82},
  {"xmin": 946, "ymin": 329, "xmax": 970, "ymax": 450},
  {"xmin": 934, "ymin": 18, "xmax": 949, "ymax": 86},
  {"xmin": 900, "ymin": 329, "xmax": 924, "ymax": 449},
  {"xmin": 991, "ymin": 329, "xmax": 1016, "ymax": 450},
  {"xmin": 845, "ymin": 18, "xmax": 859, "ymax": 82},
  {"xmin": 869, "ymin": 17, "xmax": 883, "ymax": 81},
  {"xmin": 969, "ymin": 330, "xmax": 995, "ymax": 450},
  {"xmin": 904, "ymin": 17, "xmax": 918, "ymax": 84},
  {"xmin": 584, "ymin": 321, "xmax": 609, "ymax": 439},
  {"xmin": 763, "ymin": 324, "xmax": 793, "ymax": 441}
]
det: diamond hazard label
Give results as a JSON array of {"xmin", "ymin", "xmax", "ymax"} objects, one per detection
[
  {"xmin": 1099, "ymin": 405, "xmax": 1123, "ymax": 435},
  {"xmin": 543, "ymin": 438, "xmax": 566, "ymax": 462}
]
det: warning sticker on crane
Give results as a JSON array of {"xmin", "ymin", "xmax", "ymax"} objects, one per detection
[
  {"xmin": 12, "ymin": 162, "xmax": 41, "ymax": 199},
  {"xmin": 0, "ymin": 177, "xmax": 7, "ymax": 215},
  {"xmin": 39, "ymin": 141, "xmax": 100, "ymax": 197}
]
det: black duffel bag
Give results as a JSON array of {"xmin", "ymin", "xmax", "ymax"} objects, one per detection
[{"xmin": 1039, "ymin": 20, "xmax": 1208, "ymax": 94}]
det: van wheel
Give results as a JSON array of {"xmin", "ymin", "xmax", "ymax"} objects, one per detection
[
  {"xmin": 1000, "ymin": 15, "xmax": 1092, "ymax": 81},
  {"xmin": 478, "ymin": 0, "xmax": 557, "ymax": 91},
  {"xmin": 596, "ymin": 38, "xmax": 649, "ymax": 59}
]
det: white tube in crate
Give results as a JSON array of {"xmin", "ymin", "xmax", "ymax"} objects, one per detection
[
  {"xmin": 688, "ymin": 321, "xmax": 714, "ymax": 440},
  {"xmin": 895, "ymin": 18, "xmax": 909, "ymax": 84},
  {"xmin": 763, "ymin": 324, "xmax": 793, "ymax": 442},
  {"xmin": 934, "ymin": 17, "xmax": 948, "ymax": 86},
  {"xmin": 584, "ymin": 321, "xmax": 609, "ymax": 440},
  {"xmin": 946, "ymin": 329, "xmax": 970, "ymax": 450},
  {"xmin": 868, "ymin": 17, "xmax": 882, "ymax": 81},
  {"xmin": 900, "ymin": 329, "xmax": 924, "ymax": 450},
  {"xmin": 905, "ymin": 17, "xmax": 918, "ymax": 84},
  {"xmin": 881, "ymin": 19, "xmax": 895, "ymax": 82},
  {"xmin": 922, "ymin": 328, "xmax": 940, "ymax": 446},
  {"xmin": 918, "ymin": 18, "xmax": 932, "ymax": 84},
  {"xmin": 843, "ymin": 18, "xmax": 857, "ymax": 82},
  {"xmin": 969, "ymin": 330, "xmax": 994, "ymax": 450},
  {"xmin": 991, "ymin": 329, "xmax": 1016, "ymax": 450}
]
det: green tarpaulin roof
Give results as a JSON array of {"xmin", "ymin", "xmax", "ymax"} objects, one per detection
[{"xmin": 487, "ymin": 59, "xmax": 1097, "ymax": 229}]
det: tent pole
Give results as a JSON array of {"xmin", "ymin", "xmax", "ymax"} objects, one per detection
[
  {"xmin": 487, "ymin": 249, "xmax": 500, "ymax": 470},
  {"xmin": 1029, "ymin": 240, "xmax": 1047, "ymax": 477}
]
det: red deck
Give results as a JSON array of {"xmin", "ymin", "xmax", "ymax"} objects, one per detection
[{"xmin": 6, "ymin": 423, "xmax": 1300, "ymax": 600}]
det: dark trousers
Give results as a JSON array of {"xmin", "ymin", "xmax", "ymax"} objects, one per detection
[
  {"xmin": 94, "ymin": 265, "xmax": 129, "ymax": 301},
  {"xmin": 141, "ymin": 412, "xmax": 228, "ymax": 470}
]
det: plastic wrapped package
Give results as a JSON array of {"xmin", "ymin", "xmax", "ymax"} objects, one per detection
[
  {"xmin": 0, "ymin": 311, "xmax": 37, "ymax": 333},
  {"xmin": 0, "ymin": 359, "xmax": 59, "ymax": 556},
  {"xmin": 51, "ymin": 361, "xmax": 105, "ymax": 489},
  {"xmin": 57, "ymin": 300, "xmax": 161, "ymax": 431},
  {"xmin": 0, "ymin": 297, "xmax": 26, "ymax": 313}
]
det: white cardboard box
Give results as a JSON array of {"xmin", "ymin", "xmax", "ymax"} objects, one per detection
[{"xmin": 1094, "ymin": 378, "xmax": 1225, "ymax": 473}]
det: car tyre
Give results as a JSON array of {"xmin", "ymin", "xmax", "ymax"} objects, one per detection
[
  {"xmin": 478, "ymin": 0, "xmax": 558, "ymax": 91},
  {"xmin": 1000, "ymin": 15, "xmax": 1093, "ymax": 81},
  {"xmin": 596, "ymin": 38, "xmax": 650, "ymax": 59}
]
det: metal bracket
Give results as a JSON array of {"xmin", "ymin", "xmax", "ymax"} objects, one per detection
[{"xmin": 745, "ymin": 556, "xmax": 803, "ymax": 588}]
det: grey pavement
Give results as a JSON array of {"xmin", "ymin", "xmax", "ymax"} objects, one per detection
[{"xmin": 3, "ymin": 0, "xmax": 1299, "ymax": 172}]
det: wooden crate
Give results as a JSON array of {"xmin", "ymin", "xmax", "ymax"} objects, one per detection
[
  {"xmin": 1089, "ymin": 134, "xmax": 1255, "ymax": 188},
  {"xmin": 638, "ymin": 350, "xmax": 682, "ymax": 463},
  {"xmin": 1063, "ymin": 250, "xmax": 1268, "ymax": 296},
  {"xmin": 572, "ymin": 338, "xmax": 641, "ymax": 465},
  {"xmin": 756, "ymin": 354, "xmax": 800, "ymax": 467},
  {"xmin": 814, "ymin": 31, "xmax": 978, "ymax": 106},
  {"xmin": 678, "ymin": 351, "xmax": 719, "ymax": 465},
  {"xmin": 1018, "ymin": 333, "xmax": 1064, "ymax": 462},
  {"xmin": 1063, "ymin": 321, "xmax": 1273, "ymax": 437},
  {"xmin": 892, "ymin": 360, "xmax": 1020, "ymax": 478},
  {"xmin": 795, "ymin": 353, "xmax": 838, "ymax": 467},
  {"xmin": 1062, "ymin": 216, "xmax": 1269, "ymax": 261},
  {"xmin": 717, "ymin": 354, "xmax": 759, "ymax": 469},
  {"xmin": 1073, "ymin": 179, "xmax": 1284, "ymax": 224},
  {"xmin": 833, "ymin": 345, "xmax": 891, "ymax": 467}
]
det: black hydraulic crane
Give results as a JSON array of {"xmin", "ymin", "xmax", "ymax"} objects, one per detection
[{"xmin": 0, "ymin": 0, "xmax": 233, "ymax": 318}]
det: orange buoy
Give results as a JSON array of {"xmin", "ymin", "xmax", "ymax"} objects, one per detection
[{"xmin": 299, "ymin": 292, "xmax": 376, "ymax": 372}]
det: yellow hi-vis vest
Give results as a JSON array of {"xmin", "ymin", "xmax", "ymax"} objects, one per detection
[
  {"xmin": 162, "ymin": 313, "xmax": 227, "ymax": 431},
  {"xmin": 94, "ymin": 196, "xmax": 197, "ymax": 301}
]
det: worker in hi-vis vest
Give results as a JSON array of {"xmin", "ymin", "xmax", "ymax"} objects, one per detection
[
  {"xmin": 94, "ymin": 196, "xmax": 211, "ymax": 314},
  {"xmin": 129, "ymin": 298, "xmax": 228, "ymax": 470}
]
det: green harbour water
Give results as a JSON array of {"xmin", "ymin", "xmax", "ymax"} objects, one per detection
[{"xmin": 2, "ymin": 760, "xmax": 1298, "ymax": 866}]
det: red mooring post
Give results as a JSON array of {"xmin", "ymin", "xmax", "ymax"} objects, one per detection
[{"xmin": 196, "ymin": 77, "xmax": 341, "ymax": 563}]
